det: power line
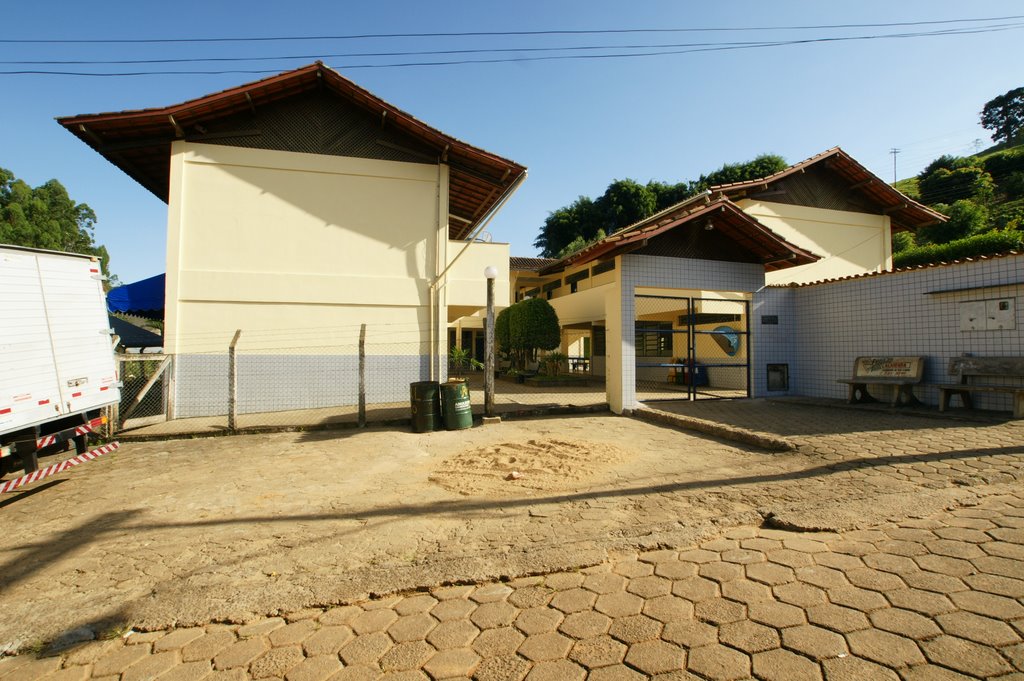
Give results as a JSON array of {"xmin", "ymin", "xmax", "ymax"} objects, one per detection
[
  {"xmin": 2, "ymin": 23, "xmax": 1020, "ymax": 76},
  {"xmin": 2, "ymin": 14, "xmax": 1021, "ymax": 44}
]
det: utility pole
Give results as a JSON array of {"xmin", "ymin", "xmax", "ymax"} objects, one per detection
[{"xmin": 889, "ymin": 148, "xmax": 900, "ymax": 183}]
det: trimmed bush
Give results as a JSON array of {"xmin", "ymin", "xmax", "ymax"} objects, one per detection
[{"xmin": 893, "ymin": 230, "xmax": 1022, "ymax": 268}]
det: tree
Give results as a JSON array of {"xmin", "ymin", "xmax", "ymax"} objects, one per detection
[
  {"xmin": 918, "ymin": 166, "xmax": 994, "ymax": 206},
  {"xmin": 533, "ymin": 154, "xmax": 789, "ymax": 257},
  {"xmin": 981, "ymin": 86, "xmax": 1024, "ymax": 145},
  {"xmin": 919, "ymin": 200, "xmax": 990, "ymax": 245},
  {"xmin": 499, "ymin": 297, "xmax": 561, "ymax": 370},
  {"xmin": 0, "ymin": 167, "xmax": 113, "ymax": 278}
]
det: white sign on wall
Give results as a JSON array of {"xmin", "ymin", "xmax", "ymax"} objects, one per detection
[{"xmin": 959, "ymin": 298, "xmax": 1016, "ymax": 331}]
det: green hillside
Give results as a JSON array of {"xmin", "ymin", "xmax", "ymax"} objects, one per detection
[{"xmin": 890, "ymin": 142, "xmax": 1023, "ymax": 267}]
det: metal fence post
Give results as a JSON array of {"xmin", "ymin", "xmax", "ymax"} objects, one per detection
[
  {"xmin": 358, "ymin": 324, "xmax": 367, "ymax": 427},
  {"xmin": 228, "ymin": 329, "xmax": 241, "ymax": 431}
]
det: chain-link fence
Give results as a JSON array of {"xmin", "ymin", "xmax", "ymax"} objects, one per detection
[{"xmin": 113, "ymin": 327, "xmax": 607, "ymax": 437}]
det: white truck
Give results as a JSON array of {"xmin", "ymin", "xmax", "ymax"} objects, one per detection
[{"xmin": 0, "ymin": 245, "xmax": 120, "ymax": 477}]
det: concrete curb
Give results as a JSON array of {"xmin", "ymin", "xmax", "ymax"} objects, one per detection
[{"xmin": 629, "ymin": 406, "xmax": 796, "ymax": 452}]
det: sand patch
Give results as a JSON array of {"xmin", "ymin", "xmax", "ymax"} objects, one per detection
[{"xmin": 429, "ymin": 438, "xmax": 635, "ymax": 497}]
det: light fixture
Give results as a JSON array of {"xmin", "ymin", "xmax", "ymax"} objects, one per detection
[
  {"xmin": 484, "ymin": 265, "xmax": 498, "ymax": 279},
  {"xmin": 704, "ymin": 221, "xmax": 715, "ymax": 231}
]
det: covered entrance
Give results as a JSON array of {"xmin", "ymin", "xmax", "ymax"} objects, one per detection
[{"xmin": 635, "ymin": 293, "xmax": 750, "ymax": 402}]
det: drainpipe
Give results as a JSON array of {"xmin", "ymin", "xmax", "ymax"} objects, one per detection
[{"xmin": 429, "ymin": 170, "xmax": 527, "ymax": 381}]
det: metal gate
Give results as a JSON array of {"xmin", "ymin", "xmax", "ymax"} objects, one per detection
[{"xmin": 635, "ymin": 295, "xmax": 750, "ymax": 402}]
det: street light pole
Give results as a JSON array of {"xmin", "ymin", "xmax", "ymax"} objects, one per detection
[{"xmin": 484, "ymin": 265, "xmax": 497, "ymax": 417}]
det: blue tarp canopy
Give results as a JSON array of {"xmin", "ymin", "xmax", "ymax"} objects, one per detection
[{"xmin": 106, "ymin": 273, "xmax": 165, "ymax": 319}]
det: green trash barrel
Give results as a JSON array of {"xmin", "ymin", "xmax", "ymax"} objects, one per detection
[
  {"xmin": 440, "ymin": 380, "xmax": 473, "ymax": 430},
  {"xmin": 410, "ymin": 381, "xmax": 442, "ymax": 433}
]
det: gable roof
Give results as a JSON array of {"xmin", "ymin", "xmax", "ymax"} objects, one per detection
[
  {"xmin": 541, "ymin": 195, "xmax": 819, "ymax": 274},
  {"xmin": 57, "ymin": 62, "xmax": 526, "ymax": 239},
  {"xmin": 709, "ymin": 147, "xmax": 945, "ymax": 233}
]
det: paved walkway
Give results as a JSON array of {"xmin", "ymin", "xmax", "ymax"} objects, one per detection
[{"xmin": 2, "ymin": 491, "xmax": 1022, "ymax": 680}]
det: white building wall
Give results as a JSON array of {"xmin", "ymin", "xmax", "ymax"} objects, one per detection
[
  {"xmin": 165, "ymin": 142, "xmax": 449, "ymax": 417},
  {"xmin": 751, "ymin": 255, "xmax": 1024, "ymax": 412}
]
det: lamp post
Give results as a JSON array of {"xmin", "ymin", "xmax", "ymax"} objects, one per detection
[{"xmin": 484, "ymin": 265, "xmax": 498, "ymax": 417}]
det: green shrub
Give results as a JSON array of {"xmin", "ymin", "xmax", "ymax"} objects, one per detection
[
  {"xmin": 918, "ymin": 200, "xmax": 990, "ymax": 245},
  {"xmin": 893, "ymin": 230, "xmax": 1023, "ymax": 268},
  {"xmin": 919, "ymin": 166, "xmax": 994, "ymax": 205}
]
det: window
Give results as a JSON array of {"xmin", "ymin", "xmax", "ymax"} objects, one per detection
[
  {"xmin": 635, "ymin": 321, "xmax": 673, "ymax": 357},
  {"xmin": 592, "ymin": 260, "xmax": 615, "ymax": 276}
]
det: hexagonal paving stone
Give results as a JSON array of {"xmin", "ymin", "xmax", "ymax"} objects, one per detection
[
  {"xmin": 475, "ymin": 655, "xmax": 531, "ymax": 681},
  {"xmin": 627, "ymin": 575, "xmax": 673, "ymax": 598},
  {"xmin": 721, "ymin": 548, "xmax": 765, "ymax": 565},
  {"xmin": 388, "ymin": 613, "xmax": 438, "ymax": 643},
  {"xmin": 471, "ymin": 601, "xmax": 518, "ymax": 629},
  {"xmin": 638, "ymin": 549, "xmax": 679, "ymax": 564},
  {"xmin": 268, "ymin": 619, "xmax": 318, "ymax": 647},
  {"xmin": 662, "ymin": 619, "xmax": 718, "ymax": 649},
  {"xmin": 828, "ymin": 540, "xmax": 876, "ymax": 556},
  {"xmin": 869, "ymin": 608, "xmax": 942, "ymax": 641},
  {"xmin": 820, "ymin": 655, "xmax": 900, "ymax": 681},
  {"xmin": 518, "ymin": 631, "xmax": 574, "ymax": 662},
  {"xmin": 625, "ymin": 639, "xmax": 686, "ymax": 675},
  {"xmin": 783, "ymin": 537, "xmax": 829, "ymax": 554},
  {"xmin": 654, "ymin": 559, "xmax": 700, "ymax": 580},
  {"xmin": 302, "ymin": 625, "xmax": 354, "ymax": 656},
  {"xmin": 687, "ymin": 643, "xmax": 751, "ymax": 680},
  {"xmin": 549, "ymin": 588, "xmax": 597, "ymax": 615},
  {"xmin": 935, "ymin": 610, "xmax": 1021, "ymax": 646},
  {"xmin": 431, "ymin": 598, "xmax": 476, "ymax": 622},
  {"xmin": 422, "ymin": 647, "xmax": 481, "ymax": 678},
  {"xmin": 719, "ymin": 620, "xmax": 780, "ymax": 654},
  {"xmin": 925, "ymin": 539, "xmax": 986, "ymax": 559},
  {"xmin": 752, "ymin": 648, "xmax": 823, "ymax": 681},
  {"xmin": 608, "ymin": 614, "xmax": 663, "ymax": 644},
  {"xmin": 471, "ymin": 627, "xmax": 524, "ymax": 657},
  {"xmin": 678, "ymin": 549, "xmax": 720, "ymax": 564},
  {"xmin": 582, "ymin": 573, "xmax": 627, "ymax": 595},
  {"xmin": 721, "ymin": 578, "xmax": 773, "ymax": 605},
  {"xmin": 699, "ymin": 562, "xmax": 744, "ymax": 584},
  {"xmin": 559, "ymin": 611, "xmax": 612, "ymax": 639},
  {"xmin": 379, "ymin": 640, "xmax": 435, "ymax": 672},
  {"xmin": 586, "ymin": 664, "xmax": 647, "ymax": 681},
  {"xmin": 845, "ymin": 567, "xmax": 906, "ymax": 592},
  {"xmin": 470, "ymin": 584, "xmax": 514, "ymax": 603},
  {"xmin": 612, "ymin": 559, "xmax": 655, "ymax": 578},
  {"xmin": 427, "ymin": 619, "xmax": 480, "ymax": 650},
  {"xmin": 963, "ymin": 573, "xmax": 1024, "ymax": 598},
  {"xmin": 861, "ymin": 553, "xmax": 919, "ymax": 574},
  {"xmin": 569, "ymin": 635, "xmax": 626, "ymax": 669},
  {"xmin": 813, "ymin": 552, "xmax": 866, "ymax": 572},
  {"xmin": 805, "ymin": 604, "xmax": 870, "ymax": 633},
  {"xmin": 339, "ymin": 631, "xmax": 393, "ymax": 666},
  {"xmin": 350, "ymin": 608, "xmax": 399, "ymax": 635},
  {"xmin": 747, "ymin": 600, "xmax": 806, "ymax": 629},
  {"xmin": 825, "ymin": 586, "xmax": 889, "ymax": 612},
  {"xmin": 395, "ymin": 594, "xmax": 439, "ymax": 616},
  {"xmin": 920, "ymin": 635, "xmax": 1013, "ymax": 677},
  {"xmin": 508, "ymin": 586, "xmax": 555, "ymax": 610},
  {"xmin": 514, "ymin": 607, "xmax": 564, "ymax": 636},
  {"xmin": 671, "ymin": 576, "xmax": 720, "ymax": 602},
  {"xmin": 695, "ymin": 598, "xmax": 746, "ymax": 625},
  {"xmin": 949, "ymin": 589, "xmax": 1024, "ymax": 619},
  {"xmin": 766, "ymin": 549, "xmax": 815, "ymax": 569},
  {"xmin": 741, "ymin": 537, "xmax": 783, "ymax": 552},
  {"xmin": 900, "ymin": 570, "xmax": 968, "ymax": 594},
  {"xmin": 774, "ymin": 582, "xmax": 827, "ymax": 608},
  {"xmin": 972, "ymin": 554, "xmax": 1024, "ymax": 579},
  {"xmin": 543, "ymin": 572, "xmax": 585, "ymax": 591},
  {"xmin": 594, "ymin": 591, "xmax": 644, "ymax": 618},
  {"xmin": 780, "ymin": 625, "xmax": 847, "ymax": 661},
  {"xmin": 795, "ymin": 565, "xmax": 849, "ymax": 590},
  {"xmin": 914, "ymin": 554, "xmax": 976, "ymax": 577},
  {"xmin": 846, "ymin": 629, "xmax": 925, "ymax": 668},
  {"xmin": 889, "ymin": 584, "xmax": 961, "ymax": 617},
  {"xmin": 642, "ymin": 595, "xmax": 693, "ymax": 623},
  {"xmin": 745, "ymin": 562, "xmax": 795, "ymax": 586},
  {"xmin": 522, "ymin": 659, "xmax": 588, "ymax": 681}
]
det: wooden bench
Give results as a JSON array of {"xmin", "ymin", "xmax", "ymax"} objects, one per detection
[
  {"xmin": 935, "ymin": 357, "xmax": 1024, "ymax": 418},
  {"xmin": 837, "ymin": 356, "xmax": 925, "ymax": 407}
]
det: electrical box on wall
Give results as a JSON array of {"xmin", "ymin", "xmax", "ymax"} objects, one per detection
[{"xmin": 960, "ymin": 298, "xmax": 1015, "ymax": 331}]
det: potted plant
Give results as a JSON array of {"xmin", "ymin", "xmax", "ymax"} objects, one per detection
[{"xmin": 449, "ymin": 345, "xmax": 483, "ymax": 381}]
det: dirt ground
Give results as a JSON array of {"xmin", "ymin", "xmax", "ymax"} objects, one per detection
[{"xmin": 1, "ymin": 403, "xmax": 1022, "ymax": 654}]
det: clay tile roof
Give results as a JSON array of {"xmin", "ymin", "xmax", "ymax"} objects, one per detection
[
  {"xmin": 57, "ymin": 62, "xmax": 526, "ymax": 240},
  {"xmin": 510, "ymin": 256, "xmax": 559, "ymax": 271},
  {"xmin": 769, "ymin": 250, "xmax": 1023, "ymax": 288},
  {"xmin": 709, "ymin": 146, "xmax": 945, "ymax": 233}
]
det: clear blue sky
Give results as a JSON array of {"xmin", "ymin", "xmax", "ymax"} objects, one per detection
[{"xmin": 3, "ymin": 1, "xmax": 1023, "ymax": 283}]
